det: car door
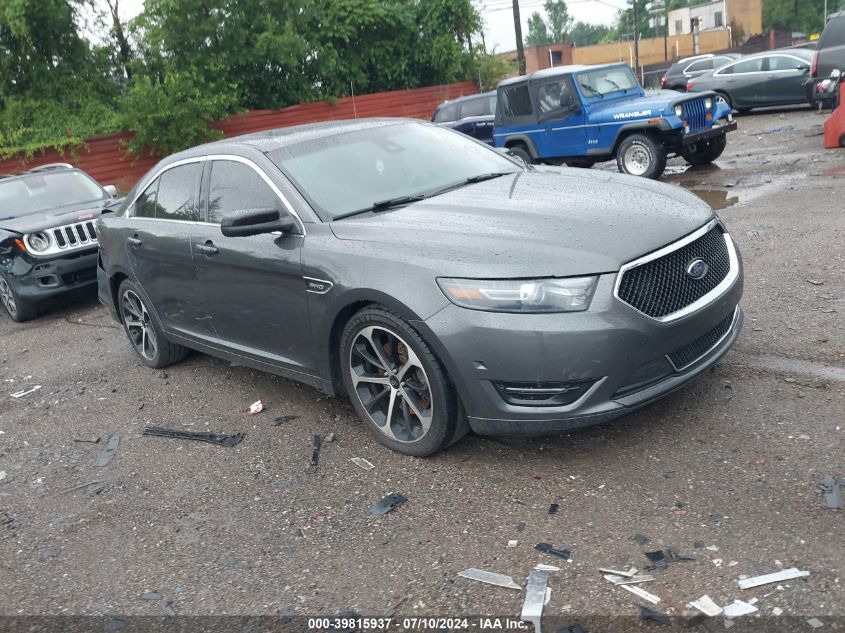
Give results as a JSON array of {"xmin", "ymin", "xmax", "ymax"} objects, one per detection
[
  {"xmin": 190, "ymin": 156, "xmax": 313, "ymax": 372},
  {"xmin": 764, "ymin": 54, "xmax": 811, "ymax": 104},
  {"xmin": 716, "ymin": 57, "xmax": 765, "ymax": 107},
  {"xmin": 536, "ymin": 76, "xmax": 586, "ymax": 157},
  {"xmin": 125, "ymin": 160, "xmax": 212, "ymax": 337},
  {"xmin": 454, "ymin": 96, "xmax": 495, "ymax": 144}
]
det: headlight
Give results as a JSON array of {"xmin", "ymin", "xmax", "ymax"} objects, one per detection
[
  {"xmin": 704, "ymin": 97, "xmax": 713, "ymax": 109},
  {"xmin": 674, "ymin": 104, "xmax": 684, "ymax": 117},
  {"xmin": 27, "ymin": 232, "xmax": 51, "ymax": 252},
  {"xmin": 437, "ymin": 276, "xmax": 597, "ymax": 313}
]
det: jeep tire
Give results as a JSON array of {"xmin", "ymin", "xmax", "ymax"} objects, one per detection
[
  {"xmin": 506, "ymin": 144, "xmax": 533, "ymax": 165},
  {"xmin": 681, "ymin": 135, "xmax": 726, "ymax": 165},
  {"xmin": 616, "ymin": 133, "xmax": 667, "ymax": 179}
]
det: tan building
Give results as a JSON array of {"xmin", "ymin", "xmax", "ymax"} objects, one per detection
[
  {"xmin": 497, "ymin": 43, "xmax": 574, "ymax": 74},
  {"xmin": 668, "ymin": 0, "xmax": 761, "ymax": 43}
]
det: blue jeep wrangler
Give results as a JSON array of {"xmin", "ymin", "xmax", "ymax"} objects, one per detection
[{"xmin": 494, "ymin": 63, "xmax": 737, "ymax": 179}]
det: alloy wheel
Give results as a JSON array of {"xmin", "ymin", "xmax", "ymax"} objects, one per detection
[
  {"xmin": 121, "ymin": 289, "xmax": 158, "ymax": 361},
  {"xmin": 624, "ymin": 144, "xmax": 650, "ymax": 176},
  {"xmin": 0, "ymin": 278, "xmax": 17, "ymax": 319},
  {"xmin": 348, "ymin": 326, "xmax": 434, "ymax": 443}
]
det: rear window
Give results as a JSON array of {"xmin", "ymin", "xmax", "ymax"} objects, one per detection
[
  {"xmin": 686, "ymin": 59, "xmax": 713, "ymax": 72},
  {"xmin": 460, "ymin": 97, "xmax": 486, "ymax": 117},
  {"xmin": 433, "ymin": 102, "xmax": 459, "ymax": 123},
  {"xmin": 820, "ymin": 15, "xmax": 845, "ymax": 47},
  {"xmin": 498, "ymin": 83, "xmax": 533, "ymax": 118}
]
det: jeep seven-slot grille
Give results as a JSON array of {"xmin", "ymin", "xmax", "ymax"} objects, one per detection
[
  {"xmin": 616, "ymin": 226, "xmax": 731, "ymax": 318},
  {"xmin": 668, "ymin": 309, "xmax": 735, "ymax": 370},
  {"xmin": 684, "ymin": 98, "xmax": 707, "ymax": 132},
  {"xmin": 52, "ymin": 220, "xmax": 97, "ymax": 250}
]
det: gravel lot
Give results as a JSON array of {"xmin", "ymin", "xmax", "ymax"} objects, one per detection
[{"xmin": 1, "ymin": 108, "xmax": 843, "ymax": 632}]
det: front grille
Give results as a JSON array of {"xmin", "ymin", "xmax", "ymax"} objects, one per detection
[
  {"xmin": 667, "ymin": 309, "xmax": 735, "ymax": 370},
  {"xmin": 684, "ymin": 98, "xmax": 707, "ymax": 132},
  {"xmin": 617, "ymin": 226, "xmax": 731, "ymax": 319},
  {"xmin": 52, "ymin": 220, "xmax": 97, "ymax": 251}
]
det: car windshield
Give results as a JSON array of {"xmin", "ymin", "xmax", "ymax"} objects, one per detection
[
  {"xmin": 267, "ymin": 122, "xmax": 521, "ymax": 220},
  {"xmin": 0, "ymin": 171, "xmax": 106, "ymax": 219},
  {"xmin": 576, "ymin": 66, "xmax": 639, "ymax": 97}
]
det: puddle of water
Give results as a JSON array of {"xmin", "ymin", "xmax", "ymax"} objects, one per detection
[
  {"xmin": 689, "ymin": 188, "xmax": 739, "ymax": 210},
  {"xmin": 732, "ymin": 353, "xmax": 845, "ymax": 382}
]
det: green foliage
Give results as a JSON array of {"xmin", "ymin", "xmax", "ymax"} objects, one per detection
[
  {"xmin": 569, "ymin": 21, "xmax": 613, "ymax": 46},
  {"xmin": 526, "ymin": 12, "xmax": 553, "ymax": 46},
  {"xmin": 524, "ymin": 1, "xmax": 575, "ymax": 45},
  {"xmin": 762, "ymin": 0, "xmax": 826, "ymax": 35},
  {"xmin": 472, "ymin": 52, "xmax": 517, "ymax": 90},
  {"xmin": 120, "ymin": 72, "xmax": 239, "ymax": 158}
]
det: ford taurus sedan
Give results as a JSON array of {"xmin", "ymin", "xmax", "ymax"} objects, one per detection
[{"xmin": 97, "ymin": 119, "xmax": 743, "ymax": 456}]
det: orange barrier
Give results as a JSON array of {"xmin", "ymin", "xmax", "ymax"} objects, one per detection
[{"xmin": 824, "ymin": 84, "xmax": 845, "ymax": 149}]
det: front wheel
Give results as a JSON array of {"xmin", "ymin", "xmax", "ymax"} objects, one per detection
[
  {"xmin": 506, "ymin": 144, "xmax": 533, "ymax": 165},
  {"xmin": 616, "ymin": 134, "xmax": 667, "ymax": 179},
  {"xmin": 340, "ymin": 307, "xmax": 464, "ymax": 456},
  {"xmin": 681, "ymin": 134, "xmax": 727, "ymax": 165},
  {"xmin": 118, "ymin": 279, "xmax": 188, "ymax": 368},
  {"xmin": 0, "ymin": 274, "xmax": 38, "ymax": 322}
]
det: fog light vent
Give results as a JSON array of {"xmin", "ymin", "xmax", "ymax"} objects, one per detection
[{"xmin": 494, "ymin": 379, "xmax": 597, "ymax": 407}]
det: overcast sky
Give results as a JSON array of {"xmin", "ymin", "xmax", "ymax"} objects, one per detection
[{"xmin": 86, "ymin": 0, "xmax": 623, "ymax": 56}]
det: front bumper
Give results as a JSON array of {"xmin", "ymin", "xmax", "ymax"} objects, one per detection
[
  {"xmin": 417, "ymin": 260, "xmax": 743, "ymax": 437},
  {"xmin": 6, "ymin": 247, "xmax": 99, "ymax": 303},
  {"xmin": 682, "ymin": 120, "xmax": 737, "ymax": 146}
]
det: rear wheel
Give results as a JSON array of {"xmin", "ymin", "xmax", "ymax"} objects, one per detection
[
  {"xmin": 506, "ymin": 144, "xmax": 533, "ymax": 165},
  {"xmin": 681, "ymin": 134, "xmax": 727, "ymax": 165},
  {"xmin": 118, "ymin": 279, "xmax": 188, "ymax": 368},
  {"xmin": 0, "ymin": 274, "xmax": 38, "ymax": 322},
  {"xmin": 616, "ymin": 133, "xmax": 667, "ymax": 179},
  {"xmin": 340, "ymin": 306, "xmax": 464, "ymax": 456}
]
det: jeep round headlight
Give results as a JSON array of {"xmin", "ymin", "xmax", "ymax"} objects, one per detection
[
  {"xmin": 674, "ymin": 104, "xmax": 684, "ymax": 117},
  {"xmin": 27, "ymin": 232, "xmax": 51, "ymax": 252},
  {"xmin": 437, "ymin": 276, "xmax": 597, "ymax": 313},
  {"xmin": 704, "ymin": 97, "xmax": 714, "ymax": 109}
]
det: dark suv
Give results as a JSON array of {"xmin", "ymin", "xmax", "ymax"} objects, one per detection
[
  {"xmin": 0, "ymin": 164, "xmax": 121, "ymax": 321},
  {"xmin": 660, "ymin": 54, "xmax": 740, "ymax": 91},
  {"xmin": 810, "ymin": 11, "xmax": 845, "ymax": 107},
  {"xmin": 432, "ymin": 91, "xmax": 497, "ymax": 144}
]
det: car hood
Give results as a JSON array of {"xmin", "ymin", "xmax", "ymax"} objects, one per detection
[
  {"xmin": 587, "ymin": 91, "xmax": 715, "ymax": 123},
  {"xmin": 0, "ymin": 199, "xmax": 113, "ymax": 234},
  {"xmin": 329, "ymin": 169, "xmax": 714, "ymax": 278}
]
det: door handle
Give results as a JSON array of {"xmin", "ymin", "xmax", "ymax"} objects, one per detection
[
  {"xmin": 127, "ymin": 236, "xmax": 142, "ymax": 248},
  {"xmin": 195, "ymin": 242, "xmax": 218, "ymax": 256}
]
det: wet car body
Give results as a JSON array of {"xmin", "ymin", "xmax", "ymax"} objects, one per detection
[
  {"xmin": 432, "ymin": 91, "xmax": 497, "ymax": 144},
  {"xmin": 97, "ymin": 119, "xmax": 743, "ymax": 455},
  {"xmin": 0, "ymin": 165, "xmax": 121, "ymax": 321}
]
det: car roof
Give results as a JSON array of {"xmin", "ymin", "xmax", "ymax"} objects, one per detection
[
  {"xmin": 498, "ymin": 63, "xmax": 625, "ymax": 87},
  {"xmin": 436, "ymin": 91, "xmax": 495, "ymax": 108},
  {"xmin": 736, "ymin": 47, "xmax": 815, "ymax": 60}
]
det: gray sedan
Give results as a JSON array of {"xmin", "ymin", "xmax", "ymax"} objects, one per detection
[
  {"xmin": 687, "ymin": 48, "xmax": 815, "ymax": 112},
  {"xmin": 96, "ymin": 119, "xmax": 743, "ymax": 456}
]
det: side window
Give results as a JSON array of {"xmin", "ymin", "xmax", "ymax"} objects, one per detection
[
  {"xmin": 724, "ymin": 58, "xmax": 763, "ymax": 74},
  {"xmin": 207, "ymin": 161, "xmax": 280, "ymax": 224},
  {"xmin": 487, "ymin": 95, "xmax": 498, "ymax": 115},
  {"xmin": 686, "ymin": 59, "xmax": 713, "ymax": 73},
  {"xmin": 134, "ymin": 178, "xmax": 159, "ymax": 218},
  {"xmin": 766, "ymin": 55, "xmax": 802, "ymax": 71},
  {"xmin": 155, "ymin": 163, "xmax": 202, "ymax": 222},
  {"xmin": 536, "ymin": 79, "xmax": 576, "ymax": 116},
  {"xmin": 499, "ymin": 83, "xmax": 533, "ymax": 118},
  {"xmin": 433, "ymin": 102, "xmax": 459, "ymax": 123},
  {"xmin": 460, "ymin": 97, "xmax": 485, "ymax": 117}
]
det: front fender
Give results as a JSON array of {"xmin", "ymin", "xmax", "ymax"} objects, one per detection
[
  {"xmin": 498, "ymin": 134, "xmax": 540, "ymax": 158},
  {"xmin": 606, "ymin": 121, "xmax": 673, "ymax": 154}
]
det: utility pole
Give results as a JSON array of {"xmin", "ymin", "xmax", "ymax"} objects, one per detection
[
  {"xmin": 632, "ymin": 0, "xmax": 640, "ymax": 72},
  {"xmin": 513, "ymin": 0, "xmax": 527, "ymax": 75}
]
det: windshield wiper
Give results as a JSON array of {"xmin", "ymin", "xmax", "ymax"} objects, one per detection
[
  {"xmin": 333, "ymin": 194, "xmax": 426, "ymax": 220},
  {"xmin": 579, "ymin": 83, "xmax": 604, "ymax": 98},
  {"xmin": 465, "ymin": 171, "xmax": 517, "ymax": 183}
]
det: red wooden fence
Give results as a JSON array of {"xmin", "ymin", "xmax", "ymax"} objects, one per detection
[{"xmin": 0, "ymin": 81, "xmax": 478, "ymax": 192}]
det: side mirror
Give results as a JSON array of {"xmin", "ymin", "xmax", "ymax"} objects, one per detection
[
  {"xmin": 797, "ymin": 64, "xmax": 810, "ymax": 72},
  {"xmin": 103, "ymin": 184, "xmax": 118, "ymax": 197},
  {"xmin": 221, "ymin": 207, "xmax": 295, "ymax": 237}
]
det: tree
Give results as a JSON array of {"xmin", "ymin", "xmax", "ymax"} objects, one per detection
[
  {"xmin": 526, "ymin": 11, "xmax": 553, "ymax": 46},
  {"xmin": 763, "ymin": 0, "xmax": 826, "ymax": 35},
  {"xmin": 569, "ymin": 21, "xmax": 612, "ymax": 46}
]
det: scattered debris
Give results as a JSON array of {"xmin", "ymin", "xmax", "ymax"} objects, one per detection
[
  {"xmin": 368, "ymin": 492, "xmax": 407, "ymax": 516},
  {"xmin": 521, "ymin": 569, "xmax": 548, "ymax": 633},
  {"xmin": 638, "ymin": 605, "xmax": 671, "ymax": 625},
  {"xmin": 141, "ymin": 592, "xmax": 161, "ymax": 601},
  {"xmin": 713, "ymin": 559, "xmax": 724, "ymax": 567},
  {"xmin": 645, "ymin": 550, "xmax": 668, "ymax": 570},
  {"xmin": 772, "ymin": 607, "xmax": 783, "ymax": 616},
  {"xmin": 534, "ymin": 564, "xmax": 560, "ymax": 572},
  {"xmin": 95, "ymin": 435, "xmax": 120, "ymax": 467},
  {"xmin": 272, "ymin": 415, "xmax": 299, "ymax": 426},
  {"xmin": 807, "ymin": 618, "xmax": 823, "ymax": 629},
  {"xmin": 548, "ymin": 503, "xmax": 559, "ymax": 514},
  {"xmin": 689, "ymin": 595, "xmax": 723, "ymax": 617},
  {"xmin": 10, "ymin": 385, "xmax": 41, "ymax": 398},
  {"xmin": 819, "ymin": 475, "xmax": 843, "ymax": 509},
  {"xmin": 40, "ymin": 547, "xmax": 57, "ymax": 561},
  {"xmin": 0, "ymin": 471, "xmax": 6, "ymax": 482},
  {"xmin": 723, "ymin": 600, "xmax": 758, "ymax": 618},
  {"xmin": 806, "ymin": 279, "xmax": 824, "ymax": 286},
  {"xmin": 164, "ymin": 601, "xmax": 177, "ymax": 617},
  {"xmin": 667, "ymin": 547, "xmax": 695, "ymax": 562},
  {"xmin": 507, "ymin": 540, "xmax": 518, "ymax": 548},
  {"xmin": 458, "ymin": 568, "xmax": 522, "ymax": 590},
  {"xmin": 535, "ymin": 543, "xmax": 571, "ymax": 559},
  {"xmin": 73, "ymin": 437, "xmax": 101, "ymax": 444},
  {"xmin": 105, "ymin": 618, "xmax": 126, "ymax": 632},
  {"xmin": 246, "ymin": 400, "xmax": 266, "ymax": 414},
  {"xmin": 619, "ymin": 584, "xmax": 661, "ymax": 604},
  {"xmin": 351, "ymin": 457, "xmax": 375, "ymax": 471},
  {"xmin": 324, "ymin": 432, "xmax": 335, "ymax": 442},
  {"xmin": 603, "ymin": 574, "xmax": 654, "ymax": 586},
  {"xmin": 57, "ymin": 480, "xmax": 106, "ymax": 496},
  {"xmin": 631, "ymin": 533, "xmax": 650, "ymax": 545},
  {"xmin": 738, "ymin": 568, "xmax": 809, "ymax": 589},
  {"xmin": 310, "ymin": 435, "xmax": 321, "ymax": 466},
  {"xmin": 142, "ymin": 427, "xmax": 245, "ymax": 447},
  {"xmin": 599, "ymin": 567, "xmax": 638, "ymax": 577},
  {"xmin": 706, "ymin": 545, "xmax": 720, "ymax": 552}
]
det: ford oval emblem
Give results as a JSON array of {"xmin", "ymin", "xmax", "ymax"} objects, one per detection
[{"xmin": 686, "ymin": 258, "xmax": 709, "ymax": 280}]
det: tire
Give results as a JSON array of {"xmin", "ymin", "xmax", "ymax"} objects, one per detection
[
  {"xmin": 506, "ymin": 144, "xmax": 533, "ymax": 165},
  {"xmin": 616, "ymin": 133, "xmax": 667, "ymax": 179},
  {"xmin": 565, "ymin": 159, "xmax": 596, "ymax": 168},
  {"xmin": 681, "ymin": 134, "xmax": 727, "ymax": 165},
  {"xmin": 117, "ymin": 278, "xmax": 188, "ymax": 369},
  {"xmin": 0, "ymin": 274, "xmax": 38, "ymax": 322},
  {"xmin": 339, "ymin": 306, "xmax": 464, "ymax": 456},
  {"xmin": 716, "ymin": 91, "xmax": 732, "ymax": 109}
]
